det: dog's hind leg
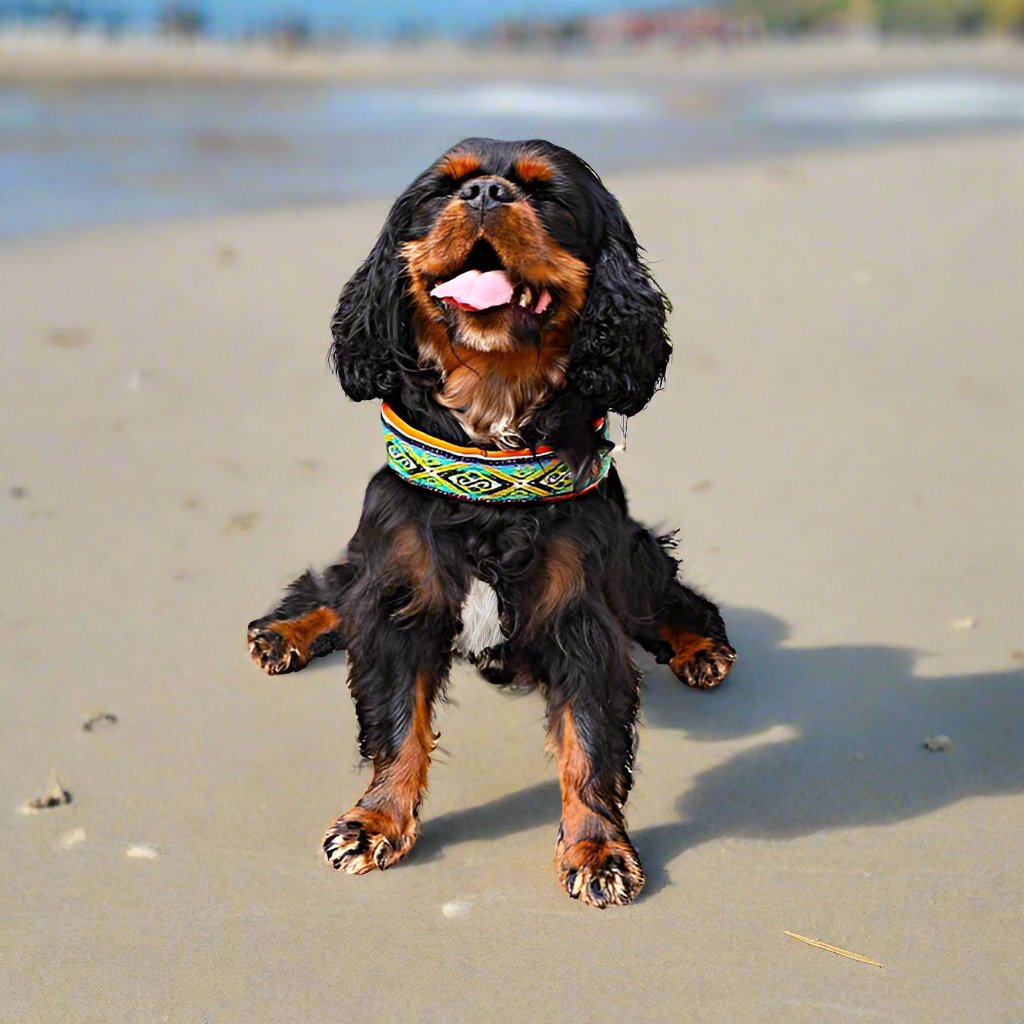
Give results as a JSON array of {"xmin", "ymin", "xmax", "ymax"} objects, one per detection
[
  {"xmin": 619, "ymin": 527, "xmax": 736, "ymax": 690},
  {"xmin": 649, "ymin": 577, "xmax": 736, "ymax": 690},
  {"xmin": 246, "ymin": 562, "xmax": 353, "ymax": 676}
]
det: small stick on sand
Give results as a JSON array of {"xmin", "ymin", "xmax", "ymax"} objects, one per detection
[{"xmin": 783, "ymin": 931, "xmax": 883, "ymax": 968}]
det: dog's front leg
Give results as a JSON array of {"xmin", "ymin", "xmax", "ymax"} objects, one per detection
[
  {"xmin": 527, "ymin": 537, "xmax": 646, "ymax": 907},
  {"xmin": 619, "ymin": 526, "xmax": 736, "ymax": 690},
  {"xmin": 543, "ymin": 635, "xmax": 645, "ymax": 909},
  {"xmin": 323, "ymin": 526, "xmax": 459, "ymax": 874}
]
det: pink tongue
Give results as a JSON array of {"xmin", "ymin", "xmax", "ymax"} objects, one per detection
[{"xmin": 430, "ymin": 269, "xmax": 514, "ymax": 312}]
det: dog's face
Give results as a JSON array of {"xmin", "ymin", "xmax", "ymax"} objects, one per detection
[
  {"xmin": 400, "ymin": 142, "xmax": 592, "ymax": 358},
  {"xmin": 330, "ymin": 138, "xmax": 671, "ymax": 434}
]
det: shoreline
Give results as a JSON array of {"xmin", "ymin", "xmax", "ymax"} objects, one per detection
[
  {"xmin": 1, "ymin": 32, "xmax": 1022, "ymax": 86},
  {"xmin": 3, "ymin": 123, "xmax": 1022, "ymax": 250}
]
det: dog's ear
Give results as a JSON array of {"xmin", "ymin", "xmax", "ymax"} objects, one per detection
[
  {"xmin": 566, "ymin": 194, "xmax": 672, "ymax": 417},
  {"xmin": 329, "ymin": 215, "xmax": 412, "ymax": 402}
]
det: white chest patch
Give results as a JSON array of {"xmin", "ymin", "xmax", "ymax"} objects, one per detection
[{"xmin": 454, "ymin": 578, "xmax": 505, "ymax": 659}]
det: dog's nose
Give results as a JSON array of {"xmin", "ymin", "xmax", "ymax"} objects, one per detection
[{"xmin": 459, "ymin": 177, "xmax": 515, "ymax": 212}]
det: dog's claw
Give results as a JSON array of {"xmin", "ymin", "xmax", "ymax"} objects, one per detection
[
  {"xmin": 323, "ymin": 811, "xmax": 417, "ymax": 875},
  {"xmin": 673, "ymin": 639, "xmax": 736, "ymax": 690},
  {"xmin": 246, "ymin": 625, "xmax": 305, "ymax": 676},
  {"xmin": 373, "ymin": 839, "xmax": 393, "ymax": 870},
  {"xmin": 557, "ymin": 836, "xmax": 645, "ymax": 909}
]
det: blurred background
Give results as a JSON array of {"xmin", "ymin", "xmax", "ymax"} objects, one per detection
[
  {"xmin": 1, "ymin": 0, "xmax": 1023, "ymax": 236},
  {"xmin": 3, "ymin": 4, "xmax": 1023, "ymax": 1023}
]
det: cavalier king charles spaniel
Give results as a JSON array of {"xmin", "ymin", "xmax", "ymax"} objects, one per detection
[{"xmin": 247, "ymin": 138, "xmax": 736, "ymax": 908}]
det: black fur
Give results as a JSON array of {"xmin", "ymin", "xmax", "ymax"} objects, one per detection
[
  {"xmin": 251, "ymin": 138, "xmax": 733, "ymax": 907},
  {"xmin": 564, "ymin": 181, "xmax": 672, "ymax": 416},
  {"xmin": 253, "ymin": 468, "xmax": 724, "ymax": 793}
]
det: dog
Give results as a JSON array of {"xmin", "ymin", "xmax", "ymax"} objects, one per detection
[{"xmin": 247, "ymin": 138, "xmax": 736, "ymax": 908}]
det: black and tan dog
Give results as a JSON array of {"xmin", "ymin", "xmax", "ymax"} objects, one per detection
[{"xmin": 247, "ymin": 138, "xmax": 735, "ymax": 908}]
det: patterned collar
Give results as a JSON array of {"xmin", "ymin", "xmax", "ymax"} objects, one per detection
[{"xmin": 381, "ymin": 402, "xmax": 611, "ymax": 504}]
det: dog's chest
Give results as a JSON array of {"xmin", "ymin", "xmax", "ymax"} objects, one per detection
[{"xmin": 453, "ymin": 577, "xmax": 505, "ymax": 658}]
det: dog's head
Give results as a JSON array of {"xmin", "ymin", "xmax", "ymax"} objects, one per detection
[{"xmin": 330, "ymin": 138, "xmax": 671, "ymax": 425}]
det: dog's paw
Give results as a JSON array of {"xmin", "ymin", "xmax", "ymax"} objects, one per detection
[
  {"xmin": 247, "ymin": 623, "xmax": 307, "ymax": 676},
  {"xmin": 672, "ymin": 639, "xmax": 736, "ymax": 690},
  {"xmin": 556, "ymin": 836, "xmax": 645, "ymax": 909},
  {"xmin": 323, "ymin": 807, "xmax": 418, "ymax": 874}
]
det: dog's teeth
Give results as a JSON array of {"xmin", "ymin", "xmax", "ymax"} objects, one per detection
[{"xmin": 518, "ymin": 285, "xmax": 533, "ymax": 307}]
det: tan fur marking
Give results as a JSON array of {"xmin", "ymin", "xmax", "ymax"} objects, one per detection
[
  {"xmin": 266, "ymin": 607, "xmax": 340, "ymax": 659},
  {"xmin": 376, "ymin": 673, "xmax": 436, "ymax": 813},
  {"xmin": 438, "ymin": 152, "xmax": 482, "ymax": 181},
  {"xmin": 547, "ymin": 706, "xmax": 646, "ymax": 907},
  {"xmin": 486, "ymin": 202, "xmax": 589, "ymax": 307},
  {"xmin": 402, "ymin": 203, "xmax": 481, "ymax": 279},
  {"xmin": 515, "ymin": 155, "xmax": 555, "ymax": 183},
  {"xmin": 659, "ymin": 626, "xmax": 715, "ymax": 676},
  {"xmin": 535, "ymin": 537, "xmax": 586, "ymax": 622},
  {"xmin": 547, "ymin": 706, "xmax": 594, "ymax": 845},
  {"xmin": 390, "ymin": 525, "xmax": 445, "ymax": 613},
  {"xmin": 431, "ymin": 339, "xmax": 573, "ymax": 446}
]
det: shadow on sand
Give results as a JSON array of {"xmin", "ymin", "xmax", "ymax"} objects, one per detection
[{"xmin": 415, "ymin": 607, "xmax": 1024, "ymax": 887}]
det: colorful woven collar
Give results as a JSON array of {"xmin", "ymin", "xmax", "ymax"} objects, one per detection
[{"xmin": 381, "ymin": 402, "xmax": 611, "ymax": 504}]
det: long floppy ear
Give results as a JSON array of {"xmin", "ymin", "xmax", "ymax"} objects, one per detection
[
  {"xmin": 566, "ymin": 196, "xmax": 672, "ymax": 417},
  {"xmin": 328, "ymin": 221, "xmax": 411, "ymax": 402}
]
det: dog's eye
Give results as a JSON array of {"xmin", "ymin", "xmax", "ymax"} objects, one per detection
[
  {"xmin": 525, "ymin": 181, "xmax": 567, "ymax": 207},
  {"xmin": 407, "ymin": 190, "xmax": 451, "ymax": 233},
  {"xmin": 530, "ymin": 186, "xmax": 579, "ymax": 230},
  {"xmin": 517, "ymin": 178, "xmax": 549, "ymax": 197}
]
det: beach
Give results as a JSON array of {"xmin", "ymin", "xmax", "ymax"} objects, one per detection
[
  {"xmin": 3, "ymin": 36, "xmax": 1024, "ymax": 239},
  {"xmin": 2, "ymin": 121, "xmax": 1023, "ymax": 1021}
]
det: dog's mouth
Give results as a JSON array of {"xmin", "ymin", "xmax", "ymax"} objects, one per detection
[{"xmin": 428, "ymin": 240, "xmax": 556, "ymax": 320}]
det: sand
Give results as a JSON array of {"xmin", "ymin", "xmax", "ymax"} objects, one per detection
[{"xmin": 2, "ymin": 134, "xmax": 1022, "ymax": 1022}]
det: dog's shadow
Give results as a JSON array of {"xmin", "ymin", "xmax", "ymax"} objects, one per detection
[{"xmin": 416, "ymin": 607, "xmax": 1024, "ymax": 892}]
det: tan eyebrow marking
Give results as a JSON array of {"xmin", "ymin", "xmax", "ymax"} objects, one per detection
[
  {"xmin": 515, "ymin": 155, "xmax": 555, "ymax": 183},
  {"xmin": 438, "ymin": 152, "xmax": 482, "ymax": 180}
]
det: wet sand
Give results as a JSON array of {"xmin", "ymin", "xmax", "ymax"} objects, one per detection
[
  {"xmin": 1, "ymin": 33, "xmax": 1023, "ymax": 85},
  {"xmin": 2, "ymin": 134, "xmax": 1022, "ymax": 1021},
  {"xmin": 4, "ymin": 37, "xmax": 1024, "ymax": 239}
]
